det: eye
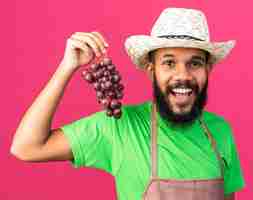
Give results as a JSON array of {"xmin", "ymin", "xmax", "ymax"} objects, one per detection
[
  {"xmin": 189, "ymin": 60, "xmax": 204, "ymax": 69},
  {"xmin": 162, "ymin": 60, "xmax": 175, "ymax": 68}
]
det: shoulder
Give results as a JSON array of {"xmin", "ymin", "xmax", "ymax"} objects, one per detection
[
  {"xmin": 202, "ymin": 110, "xmax": 232, "ymax": 133},
  {"xmin": 80, "ymin": 101, "xmax": 151, "ymax": 129},
  {"xmin": 121, "ymin": 100, "xmax": 151, "ymax": 115},
  {"xmin": 118, "ymin": 101, "xmax": 152, "ymax": 125},
  {"xmin": 201, "ymin": 110, "xmax": 235, "ymax": 150},
  {"xmin": 202, "ymin": 110, "xmax": 235, "ymax": 156}
]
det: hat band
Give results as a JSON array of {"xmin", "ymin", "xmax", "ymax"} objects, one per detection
[{"xmin": 158, "ymin": 35, "xmax": 204, "ymax": 41}]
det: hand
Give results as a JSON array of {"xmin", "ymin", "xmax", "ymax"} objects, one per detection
[{"xmin": 60, "ymin": 31, "xmax": 109, "ymax": 71}]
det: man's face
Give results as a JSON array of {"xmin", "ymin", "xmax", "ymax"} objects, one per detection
[{"xmin": 149, "ymin": 47, "xmax": 211, "ymax": 123}]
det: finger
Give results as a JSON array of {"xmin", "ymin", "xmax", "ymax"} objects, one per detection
[
  {"xmin": 89, "ymin": 32, "xmax": 107, "ymax": 53},
  {"xmin": 91, "ymin": 31, "xmax": 109, "ymax": 47},
  {"xmin": 71, "ymin": 34, "xmax": 101, "ymax": 57},
  {"xmin": 68, "ymin": 38, "xmax": 88, "ymax": 52},
  {"xmin": 74, "ymin": 32, "xmax": 106, "ymax": 54}
]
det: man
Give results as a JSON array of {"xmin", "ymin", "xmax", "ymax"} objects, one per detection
[{"xmin": 10, "ymin": 7, "xmax": 245, "ymax": 200}]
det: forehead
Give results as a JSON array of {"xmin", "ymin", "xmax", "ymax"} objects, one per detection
[{"xmin": 155, "ymin": 47, "xmax": 206, "ymax": 60}]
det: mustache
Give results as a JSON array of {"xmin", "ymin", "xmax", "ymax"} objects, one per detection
[{"xmin": 166, "ymin": 80, "xmax": 199, "ymax": 94}]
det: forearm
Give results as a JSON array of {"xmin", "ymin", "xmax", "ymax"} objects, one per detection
[{"xmin": 10, "ymin": 63, "xmax": 75, "ymax": 156}]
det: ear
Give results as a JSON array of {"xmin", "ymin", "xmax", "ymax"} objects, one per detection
[{"xmin": 146, "ymin": 62, "xmax": 155, "ymax": 81}]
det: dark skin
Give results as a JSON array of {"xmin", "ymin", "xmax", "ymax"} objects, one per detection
[{"xmin": 146, "ymin": 47, "xmax": 235, "ymax": 200}]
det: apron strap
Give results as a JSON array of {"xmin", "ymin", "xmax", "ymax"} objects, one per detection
[
  {"xmin": 150, "ymin": 101, "xmax": 224, "ymax": 179},
  {"xmin": 151, "ymin": 100, "xmax": 158, "ymax": 178},
  {"xmin": 198, "ymin": 117, "xmax": 225, "ymax": 177}
]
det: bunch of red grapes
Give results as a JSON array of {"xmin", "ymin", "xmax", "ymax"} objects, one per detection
[{"xmin": 81, "ymin": 57, "xmax": 124, "ymax": 119}]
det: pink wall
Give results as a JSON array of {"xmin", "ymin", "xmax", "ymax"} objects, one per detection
[{"xmin": 3, "ymin": 0, "xmax": 251, "ymax": 199}]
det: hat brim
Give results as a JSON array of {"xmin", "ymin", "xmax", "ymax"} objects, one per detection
[{"xmin": 125, "ymin": 35, "xmax": 236, "ymax": 70}]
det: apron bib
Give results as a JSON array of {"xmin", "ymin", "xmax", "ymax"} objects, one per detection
[{"xmin": 142, "ymin": 101, "xmax": 225, "ymax": 200}]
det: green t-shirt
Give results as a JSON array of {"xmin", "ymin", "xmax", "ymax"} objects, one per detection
[{"xmin": 60, "ymin": 101, "xmax": 245, "ymax": 200}]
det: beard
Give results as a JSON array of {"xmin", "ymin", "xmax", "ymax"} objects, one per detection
[{"xmin": 152, "ymin": 75, "xmax": 208, "ymax": 123}]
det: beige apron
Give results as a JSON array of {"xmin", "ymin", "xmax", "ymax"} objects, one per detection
[{"xmin": 142, "ymin": 101, "xmax": 225, "ymax": 200}]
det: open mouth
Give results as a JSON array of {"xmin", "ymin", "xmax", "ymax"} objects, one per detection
[
  {"xmin": 171, "ymin": 88, "xmax": 193, "ymax": 96},
  {"xmin": 169, "ymin": 87, "xmax": 195, "ymax": 106}
]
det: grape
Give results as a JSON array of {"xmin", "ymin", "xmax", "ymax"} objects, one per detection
[
  {"xmin": 100, "ymin": 67, "xmax": 106, "ymax": 73},
  {"xmin": 100, "ymin": 82, "xmax": 107, "ymax": 91},
  {"xmin": 98, "ymin": 78, "xmax": 104, "ymax": 83},
  {"xmin": 110, "ymin": 99, "xmax": 121, "ymax": 109},
  {"xmin": 107, "ymin": 64, "xmax": 115, "ymax": 71},
  {"xmin": 113, "ymin": 109, "xmax": 122, "ymax": 118},
  {"xmin": 101, "ymin": 98, "xmax": 111, "ymax": 108},
  {"xmin": 82, "ymin": 72, "xmax": 94, "ymax": 83},
  {"xmin": 81, "ymin": 56, "xmax": 124, "ymax": 119},
  {"xmin": 96, "ymin": 91, "xmax": 104, "ymax": 99},
  {"xmin": 102, "ymin": 76, "xmax": 109, "ymax": 82},
  {"xmin": 90, "ymin": 63, "xmax": 100, "ymax": 71},
  {"xmin": 112, "ymin": 70, "xmax": 119, "ymax": 75},
  {"xmin": 106, "ymin": 108, "xmax": 113, "ymax": 117},
  {"xmin": 112, "ymin": 74, "xmax": 121, "ymax": 83},
  {"xmin": 104, "ymin": 81, "xmax": 112, "ymax": 89},
  {"xmin": 81, "ymin": 69, "xmax": 89, "ymax": 76},
  {"xmin": 117, "ymin": 83, "xmax": 124, "ymax": 91},
  {"xmin": 116, "ymin": 91, "xmax": 123, "ymax": 99},
  {"xmin": 96, "ymin": 69, "xmax": 104, "ymax": 78},
  {"xmin": 92, "ymin": 72, "xmax": 98, "ymax": 79},
  {"xmin": 103, "ymin": 71, "xmax": 110, "ymax": 77},
  {"xmin": 108, "ymin": 91, "xmax": 116, "ymax": 98},
  {"xmin": 93, "ymin": 82, "xmax": 101, "ymax": 90}
]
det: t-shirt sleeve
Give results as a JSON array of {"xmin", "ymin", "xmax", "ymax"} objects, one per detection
[
  {"xmin": 59, "ymin": 110, "xmax": 113, "ymax": 174},
  {"xmin": 223, "ymin": 123, "xmax": 246, "ymax": 195}
]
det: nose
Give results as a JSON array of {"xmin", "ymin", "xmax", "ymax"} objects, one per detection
[{"xmin": 173, "ymin": 63, "xmax": 192, "ymax": 81}]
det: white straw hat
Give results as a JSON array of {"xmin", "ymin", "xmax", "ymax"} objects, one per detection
[{"xmin": 124, "ymin": 7, "xmax": 236, "ymax": 70}]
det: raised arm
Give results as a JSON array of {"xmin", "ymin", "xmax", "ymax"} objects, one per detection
[{"xmin": 10, "ymin": 32, "xmax": 108, "ymax": 162}]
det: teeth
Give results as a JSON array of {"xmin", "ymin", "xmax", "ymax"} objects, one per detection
[{"xmin": 172, "ymin": 88, "xmax": 192, "ymax": 94}]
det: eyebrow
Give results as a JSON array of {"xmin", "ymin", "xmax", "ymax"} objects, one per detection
[{"xmin": 162, "ymin": 54, "xmax": 206, "ymax": 62}]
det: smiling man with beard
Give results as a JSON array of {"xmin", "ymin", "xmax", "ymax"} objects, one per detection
[
  {"xmin": 133, "ymin": 44, "xmax": 244, "ymax": 199},
  {"xmin": 11, "ymin": 7, "xmax": 245, "ymax": 200},
  {"xmin": 121, "ymin": 7, "xmax": 245, "ymax": 199},
  {"xmin": 150, "ymin": 48, "xmax": 209, "ymax": 123}
]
